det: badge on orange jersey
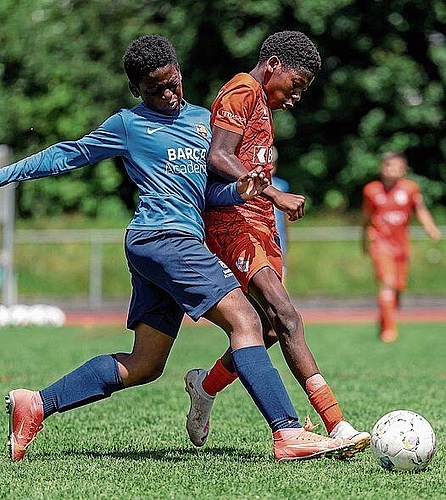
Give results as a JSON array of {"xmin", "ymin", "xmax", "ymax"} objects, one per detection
[
  {"xmin": 253, "ymin": 146, "xmax": 272, "ymax": 165},
  {"xmin": 236, "ymin": 257, "xmax": 249, "ymax": 273}
]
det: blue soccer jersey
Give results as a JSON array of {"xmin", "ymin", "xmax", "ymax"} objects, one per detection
[
  {"xmin": 272, "ymin": 175, "xmax": 290, "ymax": 255},
  {"xmin": 0, "ymin": 101, "xmax": 242, "ymax": 240}
]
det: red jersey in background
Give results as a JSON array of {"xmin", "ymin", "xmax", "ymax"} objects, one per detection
[{"xmin": 363, "ymin": 178, "xmax": 423, "ymax": 259}]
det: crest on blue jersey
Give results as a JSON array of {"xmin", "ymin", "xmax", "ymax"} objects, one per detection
[{"xmin": 195, "ymin": 124, "xmax": 209, "ymax": 139}]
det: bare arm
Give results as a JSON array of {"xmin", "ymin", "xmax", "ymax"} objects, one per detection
[
  {"xmin": 361, "ymin": 212, "xmax": 372, "ymax": 255},
  {"xmin": 208, "ymin": 126, "xmax": 305, "ymax": 220},
  {"xmin": 207, "ymin": 126, "xmax": 248, "ymax": 180},
  {"xmin": 415, "ymin": 203, "xmax": 441, "ymax": 241}
]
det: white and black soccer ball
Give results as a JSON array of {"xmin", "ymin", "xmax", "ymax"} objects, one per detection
[{"xmin": 371, "ymin": 410, "xmax": 436, "ymax": 472}]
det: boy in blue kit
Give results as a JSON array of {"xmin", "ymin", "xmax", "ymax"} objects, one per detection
[{"xmin": 3, "ymin": 35, "xmax": 352, "ymax": 463}]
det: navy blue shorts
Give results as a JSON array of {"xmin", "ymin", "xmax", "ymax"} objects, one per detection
[{"xmin": 125, "ymin": 230, "xmax": 240, "ymax": 338}]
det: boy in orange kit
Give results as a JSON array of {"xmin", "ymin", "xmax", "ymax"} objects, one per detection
[
  {"xmin": 362, "ymin": 151, "xmax": 441, "ymax": 342},
  {"xmin": 184, "ymin": 31, "xmax": 371, "ymax": 456}
]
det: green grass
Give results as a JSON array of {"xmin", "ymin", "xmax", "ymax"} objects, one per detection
[
  {"xmin": 0, "ymin": 322, "xmax": 445, "ymax": 499},
  {"xmin": 286, "ymin": 238, "xmax": 446, "ymax": 297}
]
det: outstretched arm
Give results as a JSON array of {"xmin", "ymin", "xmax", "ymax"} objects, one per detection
[
  {"xmin": 0, "ymin": 113, "xmax": 127, "ymax": 188},
  {"xmin": 0, "ymin": 142, "xmax": 92, "ymax": 187},
  {"xmin": 415, "ymin": 203, "xmax": 441, "ymax": 241}
]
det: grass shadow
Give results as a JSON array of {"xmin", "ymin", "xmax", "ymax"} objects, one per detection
[{"xmin": 59, "ymin": 445, "xmax": 266, "ymax": 462}]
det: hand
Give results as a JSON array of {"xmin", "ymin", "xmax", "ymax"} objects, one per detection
[
  {"xmin": 427, "ymin": 226, "xmax": 441, "ymax": 241},
  {"xmin": 236, "ymin": 167, "xmax": 270, "ymax": 200},
  {"xmin": 361, "ymin": 236, "xmax": 370, "ymax": 255},
  {"xmin": 271, "ymin": 191, "xmax": 306, "ymax": 221}
]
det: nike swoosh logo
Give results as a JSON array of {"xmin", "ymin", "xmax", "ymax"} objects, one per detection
[
  {"xmin": 17, "ymin": 419, "xmax": 26, "ymax": 440},
  {"xmin": 147, "ymin": 126, "xmax": 165, "ymax": 135}
]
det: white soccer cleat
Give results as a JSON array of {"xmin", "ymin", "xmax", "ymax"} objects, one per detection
[
  {"xmin": 329, "ymin": 420, "xmax": 371, "ymax": 458},
  {"xmin": 184, "ymin": 368, "xmax": 215, "ymax": 447}
]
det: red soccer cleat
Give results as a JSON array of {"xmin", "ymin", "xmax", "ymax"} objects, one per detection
[
  {"xmin": 273, "ymin": 427, "xmax": 354, "ymax": 461},
  {"xmin": 6, "ymin": 389, "xmax": 44, "ymax": 462},
  {"xmin": 380, "ymin": 329, "xmax": 398, "ymax": 343}
]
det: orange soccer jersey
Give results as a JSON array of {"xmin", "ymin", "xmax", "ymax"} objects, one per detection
[
  {"xmin": 204, "ymin": 73, "xmax": 282, "ymax": 291},
  {"xmin": 363, "ymin": 178, "xmax": 423, "ymax": 290}
]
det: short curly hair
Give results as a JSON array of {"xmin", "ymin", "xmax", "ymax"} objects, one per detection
[
  {"xmin": 123, "ymin": 35, "xmax": 178, "ymax": 86},
  {"xmin": 258, "ymin": 31, "xmax": 321, "ymax": 75}
]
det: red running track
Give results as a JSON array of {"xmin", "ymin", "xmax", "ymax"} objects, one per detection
[{"xmin": 64, "ymin": 307, "xmax": 446, "ymax": 327}]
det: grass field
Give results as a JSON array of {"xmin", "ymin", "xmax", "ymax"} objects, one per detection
[{"xmin": 0, "ymin": 321, "xmax": 445, "ymax": 499}]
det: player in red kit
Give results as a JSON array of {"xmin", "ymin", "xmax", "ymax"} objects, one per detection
[
  {"xmin": 362, "ymin": 151, "xmax": 441, "ymax": 343},
  {"xmin": 184, "ymin": 31, "xmax": 371, "ymax": 458}
]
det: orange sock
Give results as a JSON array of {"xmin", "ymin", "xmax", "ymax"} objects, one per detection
[
  {"xmin": 202, "ymin": 358, "xmax": 238, "ymax": 396},
  {"xmin": 308, "ymin": 384, "xmax": 344, "ymax": 434},
  {"xmin": 378, "ymin": 289, "xmax": 397, "ymax": 333}
]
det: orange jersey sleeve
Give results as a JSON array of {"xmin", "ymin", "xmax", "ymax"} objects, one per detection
[
  {"xmin": 210, "ymin": 73, "xmax": 274, "ymax": 174},
  {"xmin": 211, "ymin": 75, "xmax": 258, "ymax": 136}
]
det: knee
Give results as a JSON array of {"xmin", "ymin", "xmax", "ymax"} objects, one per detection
[
  {"xmin": 379, "ymin": 277, "xmax": 396, "ymax": 291},
  {"xmin": 235, "ymin": 303, "xmax": 263, "ymax": 333},
  {"xmin": 137, "ymin": 367, "xmax": 164, "ymax": 385},
  {"xmin": 229, "ymin": 303, "xmax": 264, "ymax": 349},
  {"xmin": 274, "ymin": 304, "xmax": 304, "ymax": 339},
  {"xmin": 144, "ymin": 364, "xmax": 166, "ymax": 384},
  {"xmin": 125, "ymin": 360, "xmax": 166, "ymax": 387}
]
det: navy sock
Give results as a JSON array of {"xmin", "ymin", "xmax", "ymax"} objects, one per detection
[
  {"xmin": 231, "ymin": 346, "xmax": 301, "ymax": 432},
  {"xmin": 40, "ymin": 354, "xmax": 124, "ymax": 419}
]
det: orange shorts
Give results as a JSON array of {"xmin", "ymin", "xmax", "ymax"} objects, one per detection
[
  {"xmin": 369, "ymin": 245, "xmax": 408, "ymax": 291},
  {"xmin": 205, "ymin": 222, "xmax": 283, "ymax": 293}
]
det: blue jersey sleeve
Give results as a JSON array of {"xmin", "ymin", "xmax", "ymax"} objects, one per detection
[
  {"xmin": 205, "ymin": 179, "xmax": 244, "ymax": 207},
  {"xmin": 0, "ymin": 113, "xmax": 127, "ymax": 187},
  {"xmin": 272, "ymin": 176, "xmax": 290, "ymax": 194}
]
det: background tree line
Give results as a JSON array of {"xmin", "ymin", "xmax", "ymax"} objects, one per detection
[{"xmin": 0, "ymin": 0, "xmax": 445, "ymax": 220}]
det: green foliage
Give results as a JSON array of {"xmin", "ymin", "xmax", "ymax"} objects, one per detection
[
  {"xmin": 0, "ymin": 0, "xmax": 445, "ymax": 218},
  {"xmin": 0, "ymin": 323, "xmax": 445, "ymax": 499}
]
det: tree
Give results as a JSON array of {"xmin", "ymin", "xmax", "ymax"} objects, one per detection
[{"xmin": 1, "ymin": 0, "xmax": 444, "ymax": 218}]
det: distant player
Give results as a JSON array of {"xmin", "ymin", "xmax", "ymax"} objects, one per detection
[
  {"xmin": 2, "ymin": 35, "xmax": 352, "ymax": 463},
  {"xmin": 184, "ymin": 31, "xmax": 370, "ymax": 456},
  {"xmin": 362, "ymin": 151, "xmax": 441, "ymax": 342}
]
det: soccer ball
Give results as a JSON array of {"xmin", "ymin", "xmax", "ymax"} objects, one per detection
[{"xmin": 371, "ymin": 410, "xmax": 436, "ymax": 472}]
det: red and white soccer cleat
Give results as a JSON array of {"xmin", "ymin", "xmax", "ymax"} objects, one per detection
[
  {"xmin": 329, "ymin": 420, "xmax": 371, "ymax": 458},
  {"xmin": 184, "ymin": 369, "xmax": 215, "ymax": 447},
  {"xmin": 273, "ymin": 427, "xmax": 354, "ymax": 461},
  {"xmin": 6, "ymin": 389, "xmax": 44, "ymax": 462}
]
